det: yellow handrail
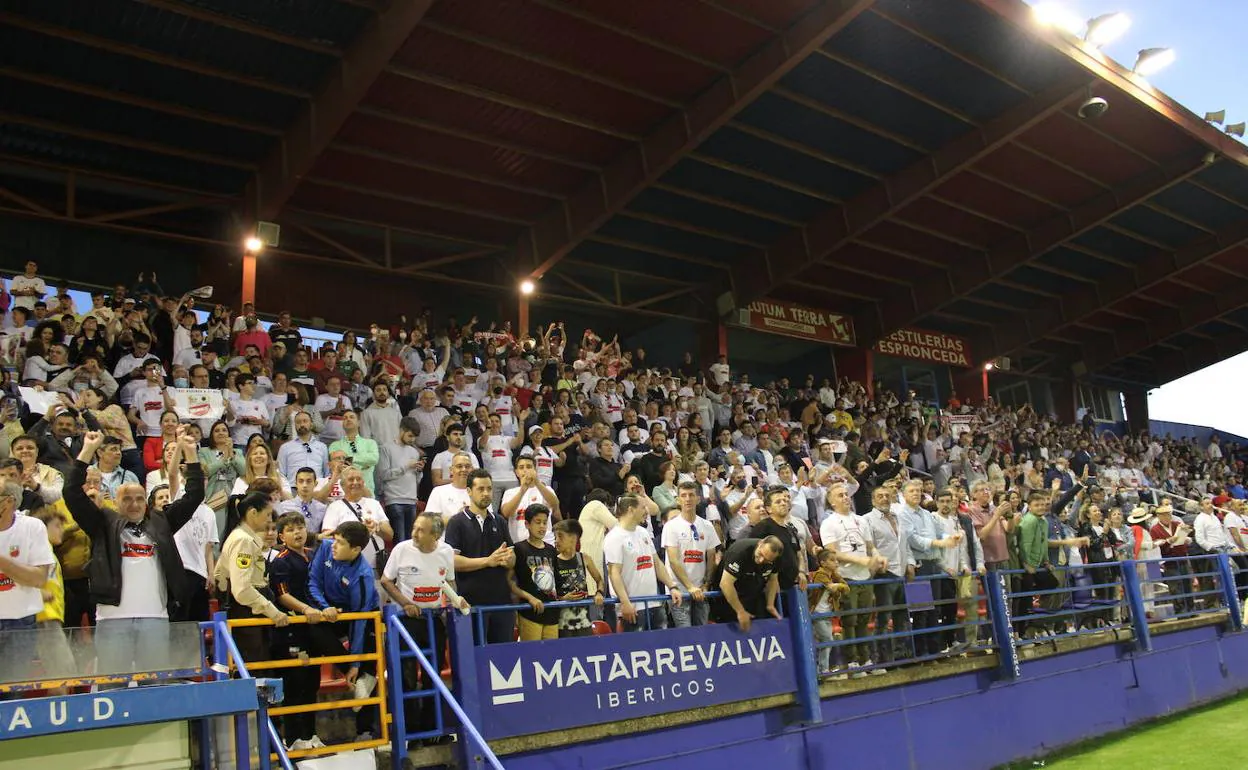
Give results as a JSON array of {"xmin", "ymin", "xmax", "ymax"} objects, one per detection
[{"xmin": 221, "ymin": 610, "xmax": 391, "ymax": 759}]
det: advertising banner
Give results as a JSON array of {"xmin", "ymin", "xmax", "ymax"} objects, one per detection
[
  {"xmin": 474, "ymin": 618, "xmax": 797, "ymax": 739},
  {"xmin": 875, "ymin": 328, "xmax": 973, "ymax": 367},
  {"xmin": 739, "ymin": 300, "xmax": 855, "ymax": 346}
]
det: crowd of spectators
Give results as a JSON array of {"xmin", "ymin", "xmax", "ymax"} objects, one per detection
[{"xmin": 0, "ymin": 259, "xmax": 1245, "ymax": 743}]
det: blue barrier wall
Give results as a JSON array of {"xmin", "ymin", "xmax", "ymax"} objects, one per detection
[
  {"xmin": 501, "ymin": 621, "xmax": 1247, "ymax": 770},
  {"xmin": 1149, "ymin": 420, "xmax": 1248, "ymax": 445}
]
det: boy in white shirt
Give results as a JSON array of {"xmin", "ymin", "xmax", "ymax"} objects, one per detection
[{"xmin": 603, "ymin": 493, "xmax": 683, "ymax": 632}]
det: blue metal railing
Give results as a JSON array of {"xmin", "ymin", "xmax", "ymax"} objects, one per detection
[
  {"xmin": 384, "ymin": 605, "xmax": 503, "ymax": 770},
  {"xmin": 207, "ymin": 615, "xmax": 295, "ymax": 770},
  {"xmin": 808, "ymin": 570, "xmax": 998, "ymax": 678},
  {"xmin": 468, "ymin": 590, "xmax": 736, "ymax": 642}
]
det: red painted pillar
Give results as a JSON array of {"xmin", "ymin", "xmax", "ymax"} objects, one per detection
[
  {"xmin": 1052, "ymin": 377, "xmax": 1077, "ymax": 423},
  {"xmin": 241, "ymin": 252, "xmax": 257, "ymax": 308},
  {"xmin": 833, "ymin": 348, "xmax": 874, "ymax": 398},
  {"xmin": 1124, "ymin": 390, "xmax": 1150, "ymax": 433}
]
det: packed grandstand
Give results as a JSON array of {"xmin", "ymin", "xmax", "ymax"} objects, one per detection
[{"xmin": 0, "ymin": 262, "xmax": 1244, "ymax": 753}]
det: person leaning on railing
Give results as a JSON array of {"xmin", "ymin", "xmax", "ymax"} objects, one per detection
[{"xmin": 708, "ymin": 536, "xmax": 783, "ymax": 631}]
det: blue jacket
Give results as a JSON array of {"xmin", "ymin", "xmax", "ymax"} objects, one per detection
[{"xmin": 308, "ymin": 539, "xmax": 378, "ymax": 658}]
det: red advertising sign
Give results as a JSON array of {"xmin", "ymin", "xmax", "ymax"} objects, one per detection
[
  {"xmin": 740, "ymin": 300, "xmax": 855, "ymax": 346},
  {"xmin": 875, "ymin": 328, "xmax": 973, "ymax": 367}
]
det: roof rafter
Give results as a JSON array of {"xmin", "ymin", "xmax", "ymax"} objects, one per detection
[
  {"xmin": 245, "ymin": 0, "xmax": 434, "ymax": 221},
  {"xmin": 517, "ymin": 0, "xmax": 878, "ymax": 281},
  {"xmin": 732, "ymin": 73, "xmax": 1091, "ymax": 310}
]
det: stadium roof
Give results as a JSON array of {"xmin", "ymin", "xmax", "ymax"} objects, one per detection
[{"xmin": 2, "ymin": 0, "xmax": 1248, "ymax": 388}]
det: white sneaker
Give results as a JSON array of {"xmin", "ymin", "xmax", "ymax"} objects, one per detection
[
  {"xmin": 309, "ymin": 735, "xmax": 327, "ymax": 749},
  {"xmin": 351, "ymin": 672, "xmax": 377, "ymax": 711},
  {"xmin": 869, "ymin": 666, "xmax": 887, "ymax": 676},
  {"xmin": 289, "ymin": 739, "xmax": 314, "ymax": 752}
]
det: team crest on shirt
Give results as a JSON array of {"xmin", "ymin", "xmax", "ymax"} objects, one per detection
[
  {"xmin": 438, "ymin": 567, "xmax": 446, "ymax": 577},
  {"xmin": 8, "ymin": 546, "xmax": 18, "ymax": 558},
  {"xmin": 236, "ymin": 553, "xmax": 252, "ymax": 570}
]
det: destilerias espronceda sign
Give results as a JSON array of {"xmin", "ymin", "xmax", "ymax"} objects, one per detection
[
  {"xmin": 741, "ymin": 300, "xmax": 855, "ymax": 346},
  {"xmin": 875, "ymin": 328, "xmax": 973, "ymax": 367}
]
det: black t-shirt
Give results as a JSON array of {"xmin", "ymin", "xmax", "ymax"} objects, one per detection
[
  {"xmin": 443, "ymin": 509, "xmax": 513, "ymax": 605},
  {"xmin": 749, "ymin": 518, "xmax": 802, "ymax": 589},
  {"xmin": 513, "ymin": 540, "xmax": 559, "ymax": 625},
  {"xmin": 712, "ymin": 538, "xmax": 777, "ymax": 601}
]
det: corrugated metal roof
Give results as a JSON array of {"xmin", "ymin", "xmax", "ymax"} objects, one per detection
[{"xmin": 8, "ymin": 0, "xmax": 332, "ymax": 91}]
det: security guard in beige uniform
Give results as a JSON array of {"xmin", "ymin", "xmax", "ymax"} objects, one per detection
[{"xmin": 217, "ymin": 490, "xmax": 289, "ymax": 662}]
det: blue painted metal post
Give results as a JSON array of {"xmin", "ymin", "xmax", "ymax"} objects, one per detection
[
  {"xmin": 449, "ymin": 610, "xmax": 485, "ymax": 770},
  {"xmin": 255, "ymin": 696, "xmax": 272, "ymax": 770},
  {"xmin": 1215, "ymin": 553, "xmax": 1243, "ymax": 631},
  {"xmin": 984, "ymin": 571, "xmax": 1019, "ymax": 679},
  {"xmin": 196, "ymin": 623, "xmax": 214, "ymax": 770},
  {"xmin": 786, "ymin": 586, "xmax": 822, "ymax": 724},
  {"xmin": 1119, "ymin": 561, "xmax": 1152, "ymax": 652},
  {"xmin": 213, "ymin": 612, "xmax": 251, "ymax": 770},
  {"xmin": 384, "ymin": 606, "xmax": 410, "ymax": 770}
]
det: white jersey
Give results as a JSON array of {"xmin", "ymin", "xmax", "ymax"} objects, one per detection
[
  {"xmin": 383, "ymin": 541, "xmax": 456, "ymax": 608},
  {"xmin": 660, "ymin": 515, "xmax": 720, "ymax": 590},
  {"xmin": 502, "ymin": 485, "xmax": 556, "ymax": 546},
  {"xmin": 603, "ymin": 525, "xmax": 660, "ymax": 610},
  {"xmin": 0, "ymin": 515, "xmax": 54, "ymax": 619}
]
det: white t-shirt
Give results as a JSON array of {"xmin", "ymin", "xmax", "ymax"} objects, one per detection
[
  {"xmin": 481, "ymin": 435, "xmax": 518, "ymax": 484},
  {"xmin": 1224, "ymin": 511, "xmax": 1247, "ymax": 551},
  {"xmin": 518, "ymin": 445, "xmax": 557, "ymax": 487},
  {"xmin": 175, "ymin": 505, "xmax": 220, "ymax": 579},
  {"xmin": 502, "ymin": 485, "xmax": 556, "ymax": 546},
  {"xmin": 411, "ymin": 368, "xmax": 444, "ymax": 392},
  {"xmin": 321, "ymin": 497, "xmax": 388, "ymax": 569},
  {"xmin": 0, "ymin": 515, "xmax": 54, "ymax": 619},
  {"xmin": 132, "ymin": 385, "xmax": 166, "ymax": 437},
  {"xmin": 432, "ymin": 448, "xmax": 479, "ymax": 480},
  {"xmin": 820, "ymin": 512, "xmax": 874, "ymax": 581},
  {"xmin": 315, "ymin": 476, "xmax": 344, "ymax": 504},
  {"xmin": 97, "ymin": 528, "xmax": 167, "ymax": 620},
  {"xmin": 660, "ymin": 515, "xmax": 721, "ymax": 590},
  {"xmin": 603, "ymin": 525, "xmax": 660, "ymax": 609},
  {"xmin": 451, "ymin": 386, "xmax": 481, "ymax": 413},
  {"xmin": 230, "ymin": 398, "xmax": 270, "ymax": 446},
  {"xmin": 231, "ymin": 475, "xmax": 292, "ymax": 498},
  {"xmin": 314, "ymin": 393, "xmax": 352, "ymax": 443},
  {"xmin": 484, "ymin": 395, "xmax": 517, "ymax": 435},
  {"xmin": 425, "ymin": 484, "xmax": 471, "ymax": 520},
  {"xmin": 383, "ymin": 541, "xmax": 456, "ymax": 608},
  {"xmin": 10, "ymin": 275, "xmax": 46, "ymax": 310},
  {"xmin": 603, "ymin": 393, "xmax": 625, "ymax": 425}
]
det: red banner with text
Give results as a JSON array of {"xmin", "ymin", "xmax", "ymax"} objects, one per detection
[
  {"xmin": 740, "ymin": 300, "xmax": 855, "ymax": 347},
  {"xmin": 874, "ymin": 328, "xmax": 973, "ymax": 367}
]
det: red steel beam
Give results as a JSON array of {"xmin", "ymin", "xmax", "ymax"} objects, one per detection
[
  {"xmin": 1153, "ymin": 332, "xmax": 1248, "ymax": 386},
  {"xmin": 984, "ymin": 191, "xmax": 1248, "ymax": 364},
  {"xmin": 1075, "ymin": 231, "xmax": 1248, "ymax": 375},
  {"xmin": 518, "ymin": 0, "xmax": 878, "ymax": 280},
  {"xmin": 732, "ymin": 73, "xmax": 1091, "ymax": 308},
  {"xmin": 879, "ymin": 151, "xmax": 1211, "ymax": 348},
  {"xmin": 244, "ymin": 0, "xmax": 434, "ymax": 222}
]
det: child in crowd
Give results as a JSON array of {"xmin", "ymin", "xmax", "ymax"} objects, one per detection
[
  {"xmin": 808, "ymin": 548, "xmax": 849, "ymax": 676},
  {"xmin": 30, "ymin": 505, "xmax": 76, "ymax": 691},
  {"xmin": 552, "ymin": 519, "xmax": 604, "ymax": 638},
  {"xmin": 308, "ymin": 521, "xmax": 380, "ymax": 741},
  {"xmin": 269, "ymin": 512, "xmax": 345, "ymax": 752},
  {"xmin": 508, "ymin": 504, "xmax": 560, "ymax": 641}
]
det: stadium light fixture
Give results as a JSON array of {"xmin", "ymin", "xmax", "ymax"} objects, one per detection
[
  {"xmin": 244, "ymin": 236, "xmax": 264, "ymax": 254},
  {"xmin": 1031, "ymin": 3, "xmax": 1083, "ymax": 35},
  {"xmin": 984, "ymin": 362, "xmax": 995, "ymax": 371},
  {"xmin": 1085, "ymin": 12, "xmax": 1131, "ymax": 47},
  {"xmin": 519, "ymin": 279, "xmax": 535, "ymax": 295},
  {"xmin": 1132, "ymin": 47, "xmax": 1176, "ymax": 76}
]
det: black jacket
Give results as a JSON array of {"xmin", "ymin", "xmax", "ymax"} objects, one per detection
[
  {"xmin": 31, "ymin": 417, "xmax": 82, "ymax": 479},
  {"xmin": 65, "ymin": 459, "xmax": 205, "ymax": 617}
]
